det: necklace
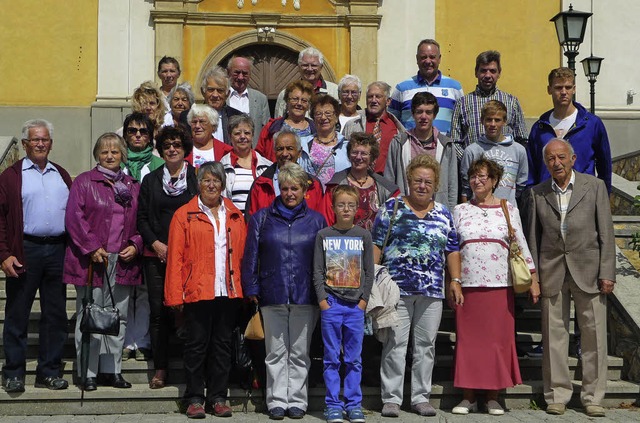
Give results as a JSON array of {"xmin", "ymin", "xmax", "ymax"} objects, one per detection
[
  {"xmin": 315, "ymin": 132, "xmax": 337, "ymax": 145},
  {"xmin": 472, "ymin": 196, "xmax": 495, "ymax": 217},
  {"xmin": 348, "ymin": 172, "xmax": 368, "ymax": 187}
]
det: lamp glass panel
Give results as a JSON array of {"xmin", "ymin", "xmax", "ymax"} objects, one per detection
[
  {"xmin": 554, "ymin": 19, "xmax": 566, "ymax": 43},
  {"xmin": 567, "ymin": 16, "xmax": 587, "ymax": 41}
]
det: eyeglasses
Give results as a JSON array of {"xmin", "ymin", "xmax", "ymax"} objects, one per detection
[
  {"xmin": 335, "ymin": 203, "xmax": 358, "ymax": 210},
  {"xmin": 126, "ymin": 127, "xmax": 150, "ymax": 136},
  {"xmin": 190, "ymin": 119, "xmax": 211, "ymax": 127},
  {"xmin": 410, "ymin": 178, "xmax": 434, "ymax": 187},
  {"xmin": 314, "ymin": 111, "xmax": 335, "ymax": 119},
  {"xmin": 288, "ymin": 97, "xmax": 310, "ymax": 105},
  {"xmin": 24, "ymin": 138, "xmax": 51, "ymax": 144},
  {"xmin": 349, "ymin": 151, "xmax": 371, "ymax": 158},
  {"xmin": 162, "ymin": 141, "xmax": 183, "ymax": 150},
  {"xmin": 470, "ymin": 174, "xmax": 490, "ymax": 182},
  {"xmin": 341, "ymin": 90, "xmax": 360, "ymax": 97},
  {"xmin": 199, "ymin": 178, "xmax": 223, "ymax": 187}
]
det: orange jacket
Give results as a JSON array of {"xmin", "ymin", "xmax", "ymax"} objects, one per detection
[{"xmin": 165, "ymin": 196, "xmax": 246, "ymax": 306}]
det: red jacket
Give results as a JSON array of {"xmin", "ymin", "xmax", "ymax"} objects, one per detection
[
  {"xmin": 185, "ymin": 137, "xmax": 233, "ymax": 165},
  {"xmin": 255, "ymin": 117, "xmax": 316, "ymax": 162},
  {"xmin": 165, "ymin": 196, "xmax": 246, "ymax": 306}
]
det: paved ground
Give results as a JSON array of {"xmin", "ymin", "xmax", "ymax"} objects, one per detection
[{"xmin": 1, "ymin": 407, "xmax": 639, "ymax": 423}]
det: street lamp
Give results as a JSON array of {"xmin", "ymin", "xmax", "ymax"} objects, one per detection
[
  {"xmin": 550, "ymin": 4, "xmax": 592, "ymax": 73},
  {"xmin": 581, "ymin": 55, "xmax": 604, "ymax": 114}
]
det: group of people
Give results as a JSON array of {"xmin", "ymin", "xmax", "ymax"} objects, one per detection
[{"xmin": 0, "ymin": 37, "xmax": 616, "ymax": 421}]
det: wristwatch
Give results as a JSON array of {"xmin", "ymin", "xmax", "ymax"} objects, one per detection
[{"xmin": 451, "ymin": 278, "xmax": 462, "ymax": 283}]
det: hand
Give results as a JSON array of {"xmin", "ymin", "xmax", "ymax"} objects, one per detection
[
  {"xmin": 319, "ymin": 299, "xmax": 330, "ymax": 311},
  {"xmin": 447, "ymin": 280, "xmax": 464, "ymax": 309},
  {"xmin": 151, "ymin": 241, "xmax": 168, "ymax": 263},
  {"xmin": 357, "ymin": 299, "xmax": 367, "ymax": 311},
  {"xmin": 529, "ymin": 277, "xmax": 541, "ymax": 305},
  {"xmin": 90, "ymin": 248, "xmax": 109, "ymax": 264},
  {"xmin": 247, "ymin": 295, "xmax": 259, "ymax": 305},
  {"xmin": 118, "ymin": 245, "xmax": 137, "ymax": 262},
  {"xmin": 598, "ymin": 279, "xmax": 615, "ymax": 295},
  {"xmin": 1, "ymin": 256, "xmax": 23, "ymax": 278}
]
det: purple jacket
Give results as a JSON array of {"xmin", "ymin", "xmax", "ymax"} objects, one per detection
[{"xmin": 63, "ymin": 168, "xmax": 143, "ymax": 287}]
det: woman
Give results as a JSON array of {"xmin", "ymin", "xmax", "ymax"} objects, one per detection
[
  {"xmin": 130, "ymin": 81, "xmax": 173, "ymax": 136},
  {"xmin": 137, "ymin": 125, "xmax": 198, "ymax": 389},
  {"xmin": 157, "ymin": 56, "xmax": 181, "ymax": 100},
  {"xmin": 242, "ymin": 163, "xmax": 326, "ymax": 420},
  {"xmin": 300, "ymin": 94, "xmax": 350, "ymax": 188},
  {"xmin": 451, "ymin": 158, "xmax": 539, "ymax": 416},
  {"xmin": 337, "ymin": 74, "xmax": 364, "ymax": 133},
  {"xmin": 220, "ymin": 114, "xmax": 272, "ymax": 213},
  {"xmin": 256, "ymin": 80, "xmax": 316, "ymax": 162},
  {"xmin": 372, "ymin": 154, "xmax": 461, "ymax": 418},
  {"xmin": 165, "ymin": 161, "xmax": 246, "ymax": 419},
  {"xmin": 324, "ymin": 132, "xmax": 399, "ymax": 230},
  {"xmin": 186, "ymin": 104, "xmax": 232, "ymax": 168},
  {"xmin": 64, "ymin": 132, "xmax": 142, "ymax": 391},
  {"xmin": 167, "ymin": 82, "xmax": 195, "ymax": 127}
]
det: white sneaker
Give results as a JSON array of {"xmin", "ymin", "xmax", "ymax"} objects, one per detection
[
  {"xmin": 452, "ymin": 399, "xmax": 477, "ymax": 415},
  {"xmin": 487, "ymin": 400, "xmax": 505, "ymax": 416}
]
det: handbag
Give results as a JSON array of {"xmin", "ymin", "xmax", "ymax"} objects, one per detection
[
  {"xmin": 500, "ymin": 199, "xmax": 532, "ymax": 294},
  {"xmin": 244, "ymin": 303, "xmax": 264, "ymax": 341},
  {"xmin": 80, "ymin": 260, "xmax": 121, "ymax": 336}
]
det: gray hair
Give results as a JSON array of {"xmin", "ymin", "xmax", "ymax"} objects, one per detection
[
  {"xmin": 226, "ymin": 55, "xmax": 254, "ymax": 70},
  {"xmin": 273, "ymin": 128, "xmax": 302, "ymax": 152},
  {"xmin": 187, "ymin": 104, "xmax": 219, "ymax": 129},
  {"xmin": 228, "ymin": 113, "xmax": 255, "ymax": 134},
  {"xmin": 93, "ymin": 132, "xmax": 128, "ymax": 164},
  {"xmin": 197, "ymin": 161, "xmax": 226, "ymax": 187},
  {"xmin": 542, "ymin": 138, "xmax": 575, "ymax": 158},
  {"xmin": 200, "ymin": 65, "xmax": 229, "ymax": 95},
  {"xmin": 168, "ymin": 82, "xmax": 195, "ymax": 107},
  {"xmin": 278, "ymin": 162, "xmax": 309, "ymax": 192},
  {"xmin": 22, "ymin": 119, "xmax": 54, "ymax": 140},
  {"xmin": 338, "ymin": 74, "xmax": 362, "ymax": 94},
  {"xmin": 298, "ymin": 47, "xmax": 324, "ymax": 66},
  {"xmin": 367, "ymin": 81, "xmax": 392, "ymax": 98}
]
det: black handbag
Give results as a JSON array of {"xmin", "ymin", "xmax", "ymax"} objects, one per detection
[{"xmin": 80, "ymin": 261, "xmax": 121, "ymax": 336}]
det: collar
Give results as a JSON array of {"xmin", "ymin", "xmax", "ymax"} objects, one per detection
[
  {"xmin": 229, "ymin": 87, "xmax": 248, "ymax": 98},
  {"xmin": 312, "ymin": 77, "xmax": 326, "ymax": 92},
  {"xmin": 22, "ymin": 157, "xmax": 55, "ymax": 173},
  {"xmin": 551, "ymin": 170, "xmax": 576, "ymax": 194},
  {"xmin": 416, "ymin": 70, "xmax": 442, "ymax": 86},
  {"xmin": 474, "ymin": 85, "xmax": 498, "ymax": 97},
  {"xmin": 366, "ymin": 110, "xmax": 389, "ymax": 123},
  {"xmin": 198, "ymin": 196, "xmax": 226, "ymax": 215}
]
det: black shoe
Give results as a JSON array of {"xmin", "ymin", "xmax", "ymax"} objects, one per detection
[
  {"xmin": 83, "ymin": 377, "xmax": 98, "ymax": 391},
  {"xmin": 34, "ymin": 376, "xmax": 69, "ymax": 390},
  {"xmin": 287, "ymin": 407, "xmax": 305, "ymax": 419},
  {"xmin": 269, "ymin": 407, "xmax": 285, "ymax": 420},
  {"xmin": 3, "ymin": 377, "xmax": 25, "ymax": 393},
  {"xmin": 97, "ymin": 373, "xmax": 132, "ymax": 388}
]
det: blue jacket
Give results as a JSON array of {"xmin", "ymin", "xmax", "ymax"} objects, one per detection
[
  {"xmin": 242, "ymin": 199, "xmax": 326, "ymax": 306},
  {"xmin": 527, "ymin": 102, "xmax": 611, "ymax": 192}
]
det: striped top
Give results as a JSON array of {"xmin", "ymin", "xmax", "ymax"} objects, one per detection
[
  {"xmin": 389, "ymin": 71, "xmax": 463, "ymax": 135},
  {"xmin": 230, "ymin": 166, "xmax": 254, "ymax": 213}
]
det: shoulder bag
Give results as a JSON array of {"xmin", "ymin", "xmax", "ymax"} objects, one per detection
[
  {"xmin": 500, "ymin": 199, "xmax": 532, "ymax": 294},
  {"xmin": 80, "ymin": 260, "xmax": 121, "ymax": 336}
]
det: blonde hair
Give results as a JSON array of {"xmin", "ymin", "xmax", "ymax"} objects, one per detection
[
  {"xmin": 132, "ymin": 81, "xmax": 167, "ymax": 129},
  {"xmin": 406, "ymin": 154, "xmax": 440, "ymax": 192}
]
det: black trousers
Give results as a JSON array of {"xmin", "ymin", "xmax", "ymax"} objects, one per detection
[
  {"xmin": 183, "ymin": 297, "xmax": 241, "ymax": 405},
  {"xmin": 145, "ymin": 257, "xmax": 173, "ymax": 370}
]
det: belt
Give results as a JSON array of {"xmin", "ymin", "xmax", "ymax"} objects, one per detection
[{"xmin": 23, "ymin": 234, "xmax": 67, "ymax": 244}]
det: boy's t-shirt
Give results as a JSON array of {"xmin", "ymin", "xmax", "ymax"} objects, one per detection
[{"xmin": 313, "ymin": 225, "xmax": 374, "ymax": 304}]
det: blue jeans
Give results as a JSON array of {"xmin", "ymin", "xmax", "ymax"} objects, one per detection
[{"xmin": 321, "ymin": 294, "xmax": 365, "ymax": 410}]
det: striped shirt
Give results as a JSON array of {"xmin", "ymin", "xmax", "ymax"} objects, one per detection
[
  {"xmin": 551, "ymin": 170, "xmax": 575, "ymax": 241},
  {"xmin": 230, "ymin": 166, "xmax": 254, "ymax": 213},
  {"xmin": 389, "ymin": 71, "xmax": 463, "ymax": 135},
  {"xmin": 451, "ymin": 86, "xmax": 527, "ymax": 146}
]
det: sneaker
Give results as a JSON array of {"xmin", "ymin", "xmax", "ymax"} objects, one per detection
[
  {"xmin": 324, "ymin": 407, "xmax": 344, "ymax": 423},
  {"xmin": 269, "ymin": 407, "xmax": 285, "ymax": 420},
  {"xmin": 381, "ymin": 402, "xmax": 400, "ymax": 417},
  {"xmin": 585, "ymin": 404, "xmax": 605, "ymax": 417},
  {"xmin": 346, "ymin": 407, "xmax": 365, "ymax": 422},
  {"xmin": 452, "ymin": 399, "xmax": 478, "ymax": 415},
  {"xmin": 487, "ymin": 400, "xmax": 504, "ymax": 416},
  {"xmin": 212, "ymin": 401, "xmax": 232, "ymax": 417},
  {"xmin": 287, "ymin": 406, "xmax": 305, "ymax": 419},
  {"xmin": 186, "ymin": 403, "xmax": 206, "ymax": 419},
  {"xmin": 412, "ymin": 402, "xmax": 436, "ymax": 416},
  {"xmin": 527, "ymin": 344, "xmax": 543, "ymax": 358},
  {"xmin": 122, "ymin": 348, "xmax": 134, "ymax": 361}
]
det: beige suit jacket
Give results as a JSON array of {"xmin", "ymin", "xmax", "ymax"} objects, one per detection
[{"xmin": 525, "ymin": 171, "xmax": 615, "ymax": 297}]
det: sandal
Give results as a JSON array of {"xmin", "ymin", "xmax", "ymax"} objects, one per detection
[{"xmin": 149, "ymin": 370, "xmax": 166, "ymax": 389}]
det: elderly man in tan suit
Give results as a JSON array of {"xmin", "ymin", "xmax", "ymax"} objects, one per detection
[{"xmin": 524, "ymin": 138, "xmax": 615, "ymax": 418}]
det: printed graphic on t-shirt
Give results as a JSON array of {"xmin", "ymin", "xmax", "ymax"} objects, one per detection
[{"xmin": 322, "ymin": 236, "xmax": 363, "ymax": 289}]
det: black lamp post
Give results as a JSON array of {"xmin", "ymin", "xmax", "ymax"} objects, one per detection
[
  {"xmin": 550, "ymin": 4, "xmax": 592, "ymax": 74},
  {"xmin": 581, "ymin": 55, "xmax": 604, "ymax": 114}
]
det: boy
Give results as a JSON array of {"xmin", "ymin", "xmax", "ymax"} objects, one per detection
[
  {"xmin": 313, "ymin": 185, "xmax": 374, "ymax": 423},
  {"xmin": 460, "ymin": 100, "xmax": 528, "ymax": 205}
]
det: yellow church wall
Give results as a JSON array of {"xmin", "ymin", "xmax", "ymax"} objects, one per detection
[
  {"xmin": 436, "ymin": 0, "xmax": 561, "ymax": 118},
  {"xmin": 198, "ymin": 0, "xmax": 336, "ymax": 14},
  {"xmin": 0, "ymin": 0, "xmax": 98, "ymax": 106}
]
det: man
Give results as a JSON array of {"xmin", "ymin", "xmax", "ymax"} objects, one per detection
[
  {"xmin": 274, "ymin": 47, "xmax": 339, "ymax": 118},
  {"xmin": 525, "ymin": 139, "xmax": 615, "ymax": 418},
  {"xmin": 451, "ymin": 50, "xmax": 527, "ymax": 147},
  {"xmin": 0, "ymin": 120, "xmax": 71, "ymax": 392},
  {"xmin": 343, "ymin": 81, "xmax": 406, "ymax": 174},
  {"xmin": 389, "ymin": 39, "xmax": 463, "ymax": 135},
  {"xmin": 197, "ymin": 66, "xmax": 243, "ymax": 144},
  {"xmin": 226, "ymin": 56, "xmax": 271, "ymax": 147},
  {"xmin": 527, "ymin": 67, "xmax": 612, "ymax": 193}
]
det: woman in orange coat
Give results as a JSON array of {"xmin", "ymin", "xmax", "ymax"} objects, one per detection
[{"xmin": 165, "ymin": 161, "xmax": 246, "ymax": 419}]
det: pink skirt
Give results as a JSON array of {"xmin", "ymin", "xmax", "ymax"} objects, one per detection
[{"xmin": 453, "ymin": 287, "xmax": 522, "ymax": 390}]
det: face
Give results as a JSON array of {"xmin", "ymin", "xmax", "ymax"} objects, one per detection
[
  {"xmin": 349, "ymin": 144, "xmax": 372, "ymax": 172},
  {"xmin": 408, "ymin": 167, "xmax": 436, "ymax": 203},
  {"xmin": 161, "ymin": 137, "xmax": 185, "ymax": 164},
  {"xmin": 544, "ymin": 140, "xmax": 576, "ymax": 185},
  {"xmin": 97, "ymin": 140, "xmax": 123, "ymax": 172},
  {"xmin": 203, "ymin": 77, "xmax": 228, "ymax": 110},
  {"xmin": 274, "ymin": 133, "xmax": 301, "ymax": 168},
  {"xmin": 199, "ymin": 172, "xmax": 223, "ymax": 207},
  {"xmin": 286, "ymin": 89, "xmax": 311, "ymax": 119},
  {"xmin": 416, "ymin": 43, "xmax": 441, "ymax": 81},
  {"xmin": 340, "ymin": 83, "xmax": 360, "ymax": 114},
  {"xmin": 298, "ymin": 54, "xmax": 322, "ymax": 84},
  {"xmin": 190, "ymin": 115, "xmax": 214, "ymax": 146},
  {"xmin": 280, "ymin": 181, "xmax": 306, "ymax": 208},
  {"xmin": 313, "ymin": 104, "xmax": 337, "ymax": 133},
  {"xmin": 22, "ymin": 126, "xmax": 53, "ymax": 167},
  {"xmin": 170, "ymin": 90, "xmax": 190, "ymax": 117},
  {"xmin": 230, "ymin": 122, "xmax": 253, "ymax": 155},
  {"xmin": 228, "ymin": 58, "xmax": 251, "ymax": 93},
  {"xmin": 140, "ymin": 95, "xmax": 159, "ymax": 117},
  {"xmin": 547, "ymin": 77, "xmax": 576, "ymax": 108},
  {"xmin": 366, "ymin": 85, "xmax": 390, "ymax": 118},
  {"xmin": 158, "ymin": 63, "xmax": 180, "ymax": 90},
  {"xmin": 412, "ymin": 104, "xmax": 436, "ymax": 134},
  {"xmin": 482, "ymin": 113, "xmax": 506, "ymax": 141},
  {"xmin": 125, "ymin": 121, "xmax": 151, "ymax": 151},
  {"xmin": 469, "ymin": 166, "xmax": 496, "ymax": 199},
  {"xmin": 333, "ymin": 192, "xmax": 358, "ymax": 227},
  {"xmin": 476, "ymin": 61, "xmax": 501, "ymax": 91}
]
